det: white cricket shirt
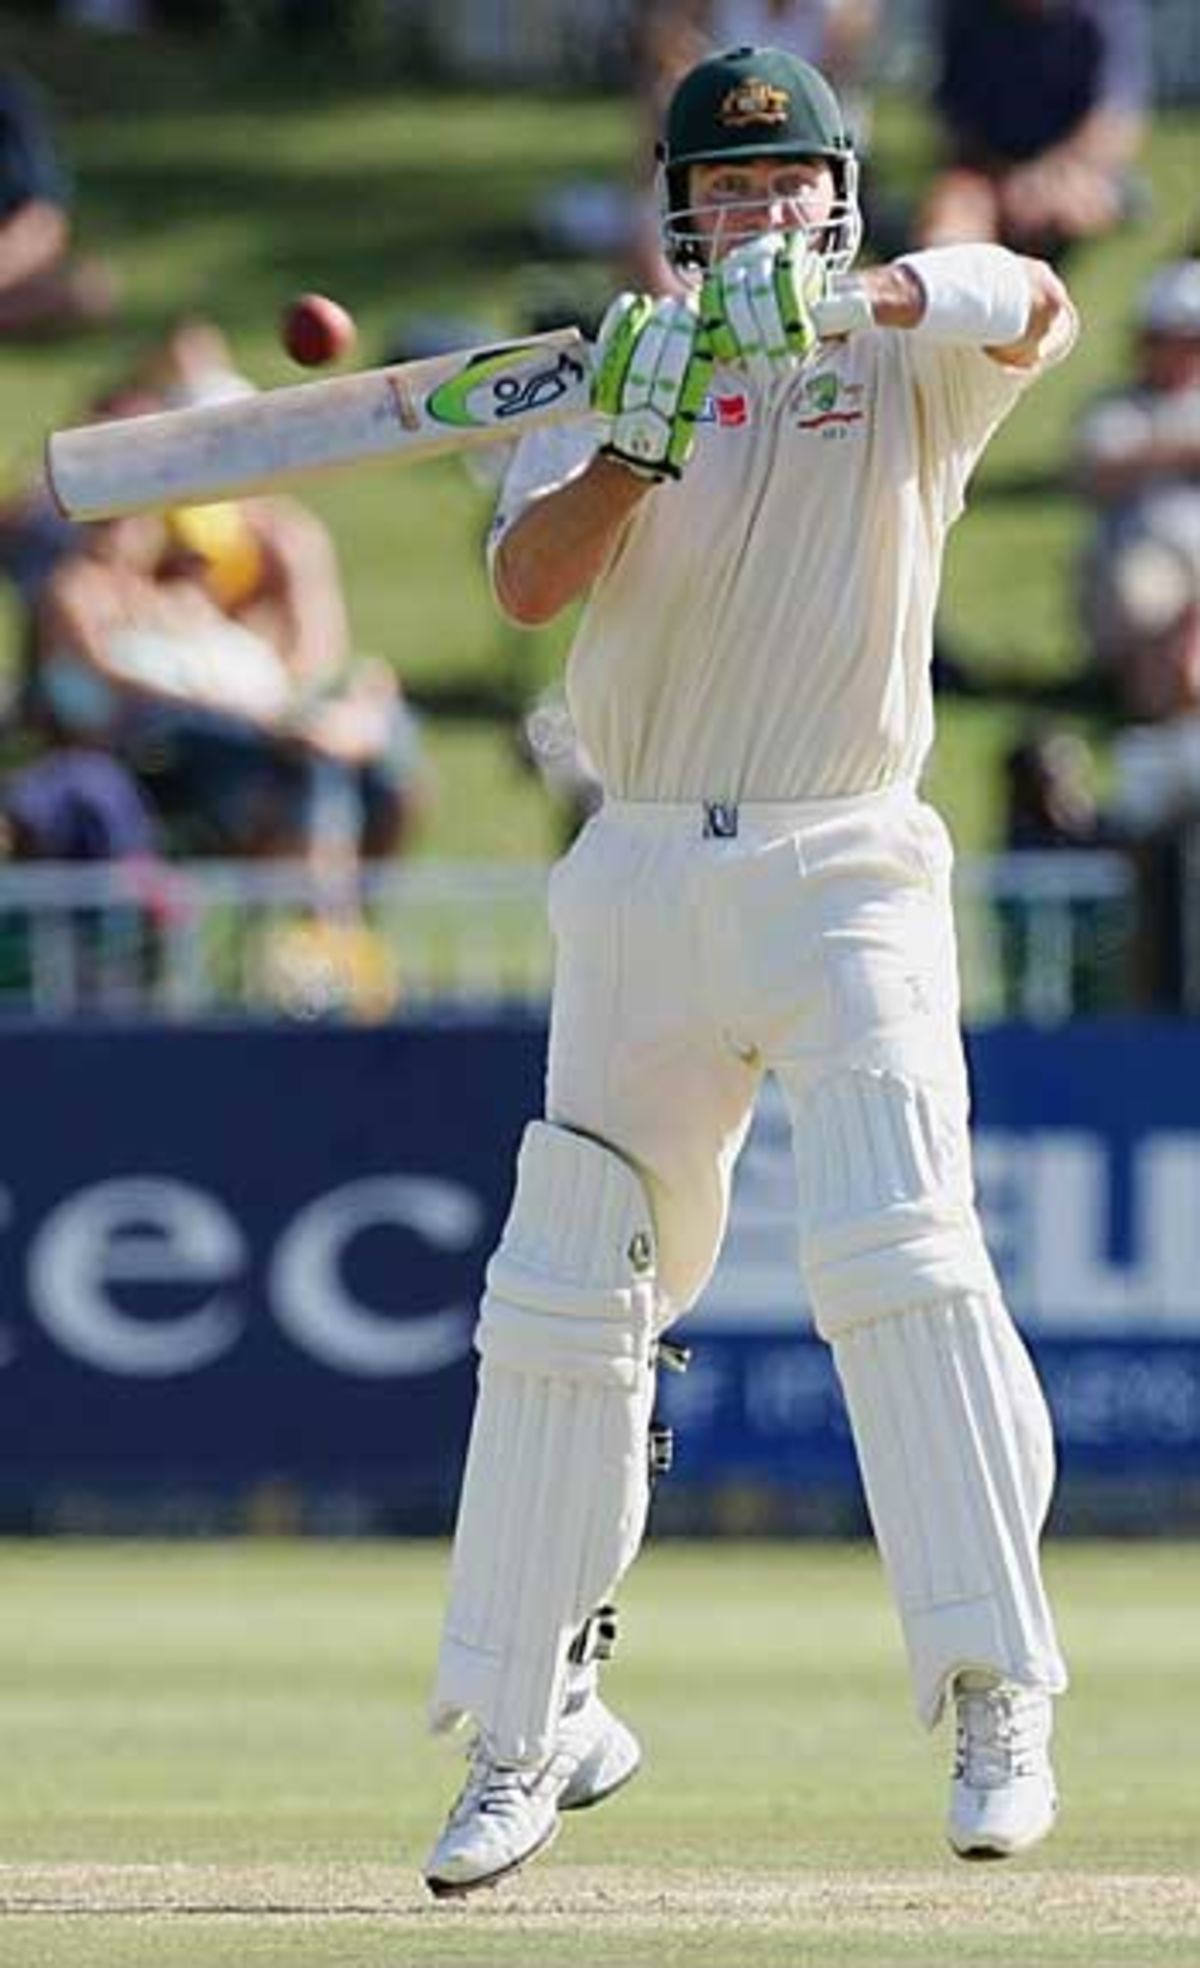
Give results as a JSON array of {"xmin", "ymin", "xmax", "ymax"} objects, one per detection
[{"xmin": 490, "ymin": 330, "xmax": 1051, "ymax": 802}]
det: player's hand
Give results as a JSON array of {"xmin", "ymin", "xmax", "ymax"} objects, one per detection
[
  {"xmin": 591, "ymin": 292, "xmax": 713, "ymax": 482},
  {"xmin": 701, "ymin": 230, "xmax": 828, "ymax": 388}
]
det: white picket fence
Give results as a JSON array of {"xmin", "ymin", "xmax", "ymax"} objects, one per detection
[{"xmin": 0, "ymin": 849, "xmax": 1136, "ymax": 1024}]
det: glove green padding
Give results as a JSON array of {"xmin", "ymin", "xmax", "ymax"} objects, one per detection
[
  {"xmin": 591, "ymin": 292, "xmax": 654, "ymax": 418},
  {"xmin": 592, "ymin": 292, "xmax": 713, "ymax": 482},
  {"xmin": 701, "ymin": 231, "xmax": 828, "ymax": 387}
]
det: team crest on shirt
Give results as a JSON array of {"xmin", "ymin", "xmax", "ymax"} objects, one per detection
[
  {"xmin": 719, "ymin": 80, "xmax": 791, "ymax": 129},
  {"xmin": 795, "ymin": 372, "xmax": 866, "ymax": 436}
]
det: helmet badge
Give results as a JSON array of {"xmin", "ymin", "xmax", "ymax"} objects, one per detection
[{"xmin": 718, "ymin": 79, "xmax": 790, "ymax": 130}]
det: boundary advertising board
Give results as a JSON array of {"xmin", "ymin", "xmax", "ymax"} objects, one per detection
[{"xmin": 1, "ymin": 1020, "xmax": 1197, "ymax": 1527}]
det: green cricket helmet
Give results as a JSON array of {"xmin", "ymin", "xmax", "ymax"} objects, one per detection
[{"xmin": 659, "ymin": 45, "xmax": 861, "ymax": 273}]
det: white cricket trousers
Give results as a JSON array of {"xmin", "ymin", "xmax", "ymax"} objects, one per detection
[{"xmin": 544, "ymin": 784, "xmax": 1068, "ymax": 1724}]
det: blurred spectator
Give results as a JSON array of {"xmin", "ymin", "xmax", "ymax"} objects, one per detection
[
  {"xmin": 140, "ymin": 318, "xmax": 432, "ymax": 857},
  {"xmin": 916, "ymin": 0, "xmax": 1150, "ymax": 260},
  {"xmin": 32, "ymin": 510, "xmax": 322, "ymax": 859},
  {"xmin": 165, "ymin": 496, "xmax": 433, "ymax": 859},
  {"xmin": 998, "ymin": 562, "xmax": 1200, "ymax": 1009},
  {"xmin": 0, "ymin": 66, "xmax": 116, "ymax": 340},
  {"xmin": 1073, "ymin": 258, "xmax": 1200, "ymax": 693},
  {"xmin": 134, "ymin": 313, "xmax": 257, "ymax": 414},
  {"xmin": 6, "ymin": 321, "xmax": 432, "ymax": 864},
  {"xmin": 925, "ymin": 265, "xmax": 1199, "ymax": 718},
  {"xmin": 0, "ymin": 466, "xmax": 82, "ymax": 621},
  {"xmin": 1103, "ymin": 580, "xmax": 1200, "ymax": 1008},
  {"xmin": 29, "ymin": 505, "xmax": 430, "ymax": 865},
  {"xmin": 998, "ymin": 724, "xmax": 1127, "ymax": 1011},
  {"xmin": 1004, "ymin": 725, "xmax": 1104, "ymax": 849},
  {"xmin": 0, "ymin": 319, "xmax": 250, "ymax": 620},
  {"xmin": 0, "ymin": 316, "xmax": 256, "ymax": 622},
  {"xmin": 0, "ymin": 372, "xmax": 157, "ymax": 632},
  {"xmin": 0, "ymin": 742, "xmax": 166, "ymax": 1009},
  {"xmin": 1008, "ymin": 251, "xmax": 1200, "ymax": 1009},
  {"xmin": 635, "ymin": 0, "xmax": 878, "ymax": 125},
  {"xmin": 0, "ymin": 745, "xmax": 159, "ymax": 863},
  {"xmin": 1104, "ymin": 559, "xmax": 1200, "ymax": 842},
  {"xmin": 252, "ymin": 909, "xmax": 400, "ymax": 1022},
  {"xmin": 60, "ymin": 2, "xmax": 149, "ymax": 26}
]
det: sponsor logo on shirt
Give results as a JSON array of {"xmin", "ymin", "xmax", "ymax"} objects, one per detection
[
  {"xmin": 699, "ymin": 391, "xmax": 750, "ymax": 428},
  {"xmin": 795, "ymin": 372, "xmax": 866, "ymax": 435}
]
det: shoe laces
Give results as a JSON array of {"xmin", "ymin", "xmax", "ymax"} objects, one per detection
[
  {"xmin": 443, "ymin": 1686, "xmax": 599, "ymax": 1831},
  {"xmin": 447, "ymin": 1737, "xmax": 545, "ymax": 1828},
  {"xmin": 954, "ymin": 1681, "xmax": 1049, "ymax": 1790}
]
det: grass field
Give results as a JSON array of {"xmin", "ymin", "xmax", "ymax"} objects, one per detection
[
  {"xmin": 0, "ymin": 21, "xmax": 1197, "ymax": 859},
  {"xmin": 2, "ymin": 1538, "xmax": 1197, "ymax": 1966}
]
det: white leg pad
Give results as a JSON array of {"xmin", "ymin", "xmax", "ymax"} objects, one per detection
[
  {"xmin": 831, "ymin": 1291, "xmax": 1068, "ymax": 1727},
  {"xmin": 796, "ymin": 1070, "xmax": 999, "ymax": 1322},
  {"xmin": 430, "ymin": 1121, "xmax": 657, "ymax": 1764},
  {"xmin": 791, "ymin": 1071, "xmax": 1067, "ymax": 1726}
]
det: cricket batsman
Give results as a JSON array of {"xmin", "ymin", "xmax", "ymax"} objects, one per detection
[{"xmin": 423, "ymin": 44, "xmax": 1074, "ymax": 1895}]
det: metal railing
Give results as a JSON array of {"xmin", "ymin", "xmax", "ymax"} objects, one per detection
[
  {"xmin": 955, "ymin": 849, "xmax": 1136, "ymax": 1024},
  {"xmin": 0, "ymin": 848, "xmax": 1138, "ymax": 1024}
]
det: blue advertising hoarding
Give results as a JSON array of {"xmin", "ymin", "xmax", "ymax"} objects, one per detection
[
  {"xmin": 0, "ymin": 1021, "xmax": 545, "ymax": 1525},
  {"xmin": 1, "ymin": 1018, "xmax": 1197, "ymax": 1526}
]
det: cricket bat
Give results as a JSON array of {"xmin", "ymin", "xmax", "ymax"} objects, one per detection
[
  {"xmin": 45, "ymin": 327, "xmax": 593, "ymax": 522},
  {"xmin": 46, "ymin": 288, "xmax": 866, "ymax": 522}
]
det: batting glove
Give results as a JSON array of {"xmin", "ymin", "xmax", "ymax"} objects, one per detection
[
  {"xmin": 701, "ymin": 231, "xmax": 829, "ymax": 389},
  {"xmin": 591, "ymin": 292, "xmax": 713, "ymax": 482}
]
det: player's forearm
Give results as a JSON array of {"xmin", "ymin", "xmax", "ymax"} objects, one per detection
[
  {"xmin": 493, "ymin": 453, "xmax": 655, "ymax": 626},
  {"xmin": 879, "ymin": 245, "xmax": 1074, "ymax": 368},
  {"xmin": 859, "ymin": 263, "xmax": 925, "ymax": 330}
]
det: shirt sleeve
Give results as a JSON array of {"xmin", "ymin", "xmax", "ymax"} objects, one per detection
[{"xmin": 902, "ymin": 304, "xmax": 1077, "ymax": 525}]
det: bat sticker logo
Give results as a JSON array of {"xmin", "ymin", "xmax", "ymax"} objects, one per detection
[
  {"xmin": 493, "ymin": 350, "xmax": 587, "ymax": 419},
  {"xmin": 426, "ymin": 345, "xmax": 587, "ymax": 429}
]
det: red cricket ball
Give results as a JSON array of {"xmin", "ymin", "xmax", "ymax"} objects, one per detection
[{"xmin": 280, "ymin": 292, "xmax": 358, "ymax": 367}]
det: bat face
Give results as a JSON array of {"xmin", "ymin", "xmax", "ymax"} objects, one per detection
[{"xmin": 45, "ymin": 328, "xmax": 594, "ymax": 522}]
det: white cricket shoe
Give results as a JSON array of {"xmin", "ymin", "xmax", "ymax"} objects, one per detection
[
  {"xmin": 424, "ymin": 1739, "xmax": 563, "ymax": 1898},
  {"xmin": 557, "ymin": 1686, "xmax": 642, "ymax": 1811},
  {"xmin": 423, "ymin": 1686, "xmax": 641, "ymax": 1898},
  {"xmin": 947, "ymin": 1673, "xmax": 1058, "ymax": 1860}
]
